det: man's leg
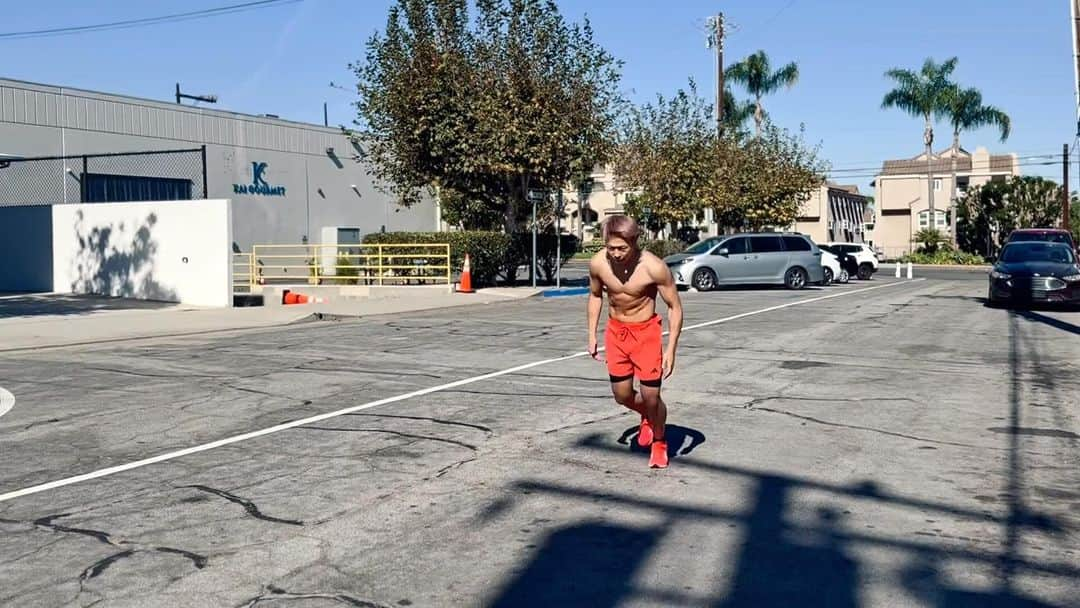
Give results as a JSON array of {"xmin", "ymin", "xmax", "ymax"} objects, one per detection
[
  {"xmin": 638, "ymin": 384, "xmax": 666, "ymax": 441},
  {"xmin": 610, "ymin": 376, "xmax": 646, "ymax": 416},
  {"xmin": 640, "ymin": 382, "xmax": 668, "ymax": 468}
]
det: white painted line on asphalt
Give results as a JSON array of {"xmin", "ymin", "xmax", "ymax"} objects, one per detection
[
  {"xmin": 0, "ymin": 386, "xmax": 13, "ymax": 419},
  {"xmin": 0, "ymin": 278, "xmax": 923, "ymax": 504}
]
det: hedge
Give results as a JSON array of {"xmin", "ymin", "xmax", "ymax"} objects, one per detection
[
  {"xmin": 361, "ymin": 231, "xmax": 580, "ymax": 287},
  {"xmin": 898, "ymin": 250, "xmax": 987, "ymax": 265}
]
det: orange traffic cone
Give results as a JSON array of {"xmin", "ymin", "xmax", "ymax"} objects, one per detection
[{"xmin": 457, "ymin": 253, "xmax": 475, "ymax": 293}]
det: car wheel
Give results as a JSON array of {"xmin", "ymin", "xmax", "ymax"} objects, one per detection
[
  {"xmin": 784, "ymin": 267, "xmax": 808, "ymax": 290},
  {"xmin": 822, "ymin": 267, "xmax": 834, "ymax": 286},
  {"xmin": 857, "ymin": 263, "xmax": 874, "ymax": 280},
  {"xmin": 838, "ymin": 268, "xmax": 850, "ymax": 284},
  {"xmin": 691, "ymin": 267, "xmax": 717, "ymax": 291}
]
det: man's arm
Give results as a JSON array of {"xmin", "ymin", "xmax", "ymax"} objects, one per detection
[
  {"xmin": 651, "ymin": 255, "xmax": 683, "ymax": 377},
  {"xmin": 586, "ymin": 255, "xmax": 605, "ymax": 359}
]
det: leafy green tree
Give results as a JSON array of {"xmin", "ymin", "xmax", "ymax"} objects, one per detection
[
  {"xmin": 613, "ymin": 81, "xmax": 717, "ymax": 231},
  {"xmin": 881, "ymin": 57, "xmax": 958, "ymax": 222},
  {"xmin": 352, "ymin": 0, "xmax": 623, "ymax": 231},
  {"xmin": 957, "ymin": 176, "xmax": 1065, "ymax": 257},
  {"xmin": 726, "ymin": 50, "xmax": 799, "ymax": 136},
  {"xmin": 614, "ymin": 82, "xmax": 826, "ymax": 234},
  {"xmin": 713, "ymin": 123, "xmax": 827, "ymax": 230}
]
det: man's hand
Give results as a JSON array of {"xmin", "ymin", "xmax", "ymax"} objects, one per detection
[
  {"xmin": 588, "ymin": 335, "xmax": 601, "ymax": 361},
  {"xmin": 662, "ymin": 349, "xmax": 676, "ymax": 379}
]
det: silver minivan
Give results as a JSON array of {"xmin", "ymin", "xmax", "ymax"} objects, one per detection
[{"xmin": 664, "ymin": 232, "xmax": 825, "ymax": 290}]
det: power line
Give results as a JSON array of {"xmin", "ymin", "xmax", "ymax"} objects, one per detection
[
  {"xmin": 825, "ymin": 159, "xmax": 1069, "ymax": 181},
  {"xmin": 823, "ymin": 153, "xmax": 1066, "ymax": 175},
  {"xmin": 0, "ymin": 0, "xmax": 303, "ymax": 41}
]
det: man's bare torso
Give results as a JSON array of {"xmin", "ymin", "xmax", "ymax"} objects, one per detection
[{"xmin": 591, "ymin": 251, "xmax": 660, "ymax": 323}]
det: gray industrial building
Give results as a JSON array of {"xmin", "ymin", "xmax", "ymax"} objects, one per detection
[{"xmin": 0, "ymin": 77, "xmax": 439, "ymax": 252}]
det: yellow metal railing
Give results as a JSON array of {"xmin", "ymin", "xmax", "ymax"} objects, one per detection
[
  {"xmin": 246, "ymin": 243, "xmax": 451, "ymax": 289},
  {"xmin": 232, "ymin": 252, "xmax": 254, "ymax": 293}
]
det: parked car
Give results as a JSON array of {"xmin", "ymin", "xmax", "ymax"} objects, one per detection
[
  {"xmin": 822, "ymin": 242, "xmax": 878, "ymax": 280},
  {"xmin": 987, "ymin": 241, "xmax": 1080, "ymax": 307},
  {"xmin": 664, "ymin": 232, "xmax": 825, "ymax": 291},
  {"xmin": 818, "ymin": 245, "xmax": 853, "ymax": 283},
  {"xmin": 820, "ymin": 250, "xmax": 843, "ymax": 285},
  {"xmin": 1005, "ymin": 228, "xmax": 1077, "ymax": 256}
]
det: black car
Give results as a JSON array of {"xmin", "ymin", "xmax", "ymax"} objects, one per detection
[
  {"xmin": 987, "ymin": 241, "xmax": 1080, "ymax": 307},
  {"xmin": 819, "ymin": 245, "xmax": 859, "ymax": 281}
]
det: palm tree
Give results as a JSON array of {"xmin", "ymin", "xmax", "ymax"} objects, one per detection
[
  {"xmin": 942, "ymin": 86, "xmax": 1011, "ymax": 242},
  {"xmin": 881, "ymin": 57, "xmax": 959, "ymax": 227},
  {"xmin": 726, "ymin": 50, "xmax": 799, "ymax": 136},
  {"xmin": 722, "ymin": 87, "xmax": 756, "ymax": 132}
]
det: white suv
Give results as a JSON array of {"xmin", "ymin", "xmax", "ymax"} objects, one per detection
[{"xmin": 823, "ymin": 242, "xmax": 878, "ymax": 280}]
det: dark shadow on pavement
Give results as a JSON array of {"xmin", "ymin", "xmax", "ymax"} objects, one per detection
[
  {"xmin": 0, "ymin": 293, "xmax": 174, "ymax": 319},
  {"xmin": 1012, "ymin": 308, "xmax": 1080, "ymax": 337},
  {"xmin": 488, "ymin": 521, "xmax": 665, "ymax": 608},
  {"xmin": 617, "ymin": 424, "xmax": 706, "ymax": 457}
]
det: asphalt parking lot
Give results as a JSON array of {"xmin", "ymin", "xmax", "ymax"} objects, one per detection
[{"xmin": 1, "ymin": 271, "xmax": 1078, "ymax": 607}]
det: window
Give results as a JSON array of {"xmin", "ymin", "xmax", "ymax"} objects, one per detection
[
  {"xmin": 749, "ymin": 235, "xmax": 784, "ymax": 253},
  {"xmin": 83, "ymin": 173, "xmax": 193, "ymax": 203},
  {"xmin": 933, "ymin": 178, "xmax": 942, "ymax": 191},
  {"xmin": 781, "ymin": 236, "xmax": 812, "ymax": 251},
  {"xmin": 720, "ymin": 237, "xmax": 748, "ymax": 255},
  {"xmin": 684, "ymin": 237, "xmax": 722, "ymax": 255},
  {"xmin": 918, "ymin": 210, "xmax": 947, "ymax": 229}
]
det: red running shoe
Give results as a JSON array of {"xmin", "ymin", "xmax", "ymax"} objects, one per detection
[
  {"xmin": 637, "ymin": 417, "xmax": 654, "ymax": 447},
  {"xmin": 649, "ymin": 441, "xmax": 669, "ymax": 468}
]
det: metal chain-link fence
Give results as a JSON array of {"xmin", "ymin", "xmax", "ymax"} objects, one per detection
[{"xmin": 0, "ymin": 147, "xmax": 207, "ymax": 206}]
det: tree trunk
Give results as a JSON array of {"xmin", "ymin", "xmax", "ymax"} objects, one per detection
[
  {"xmin": 754, "ymin": 97, "xmax": 764, "ymax": 137},
  {"xmin": 924, "ymin": 116, "xmax": 935, "ymax": 230},
  {"xmin": 949, "ymin": 132, "xmax": 960, "ymax": 247}
]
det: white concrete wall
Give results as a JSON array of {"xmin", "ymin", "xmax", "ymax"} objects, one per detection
[{"xmin": 51, "ymin": 199, "xmax": 232, "ymax": 307}]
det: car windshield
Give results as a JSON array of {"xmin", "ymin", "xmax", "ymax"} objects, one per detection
[
  {"xmin": 683, "ymin": 237, "xmax": 721, "ymax": 255},
  {"xmin": 1000, "ymin": 242, "xmax": 1075, "ymax": 264},
  {"xmin": 1011, "ymin": 232, "xmax": 1071, "ymax": 244}
]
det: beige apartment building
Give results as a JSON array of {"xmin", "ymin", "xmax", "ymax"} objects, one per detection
[
  {"xmin": 872, "ymin": 146, "xmax": 1020, "ymax": 259},
  {"xmin": 560, "ymin": 166, "xmax": 876, "ymax": 246},
  {"xmin": 792, "ymin": 183, "xmax": 873, "ymax": 246}
]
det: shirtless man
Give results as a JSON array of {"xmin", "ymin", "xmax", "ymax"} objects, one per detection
[{"xmin": 587, "ymin": 215, "xmax": 683, "ymax": 468}]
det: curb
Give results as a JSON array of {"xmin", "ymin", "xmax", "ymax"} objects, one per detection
[{"xmin": 541, "ymin": 287, "xmax": 590, "ymax": 298}]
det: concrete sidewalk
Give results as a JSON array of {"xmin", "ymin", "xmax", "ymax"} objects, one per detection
[{"xmin": 0, "ymin": 287, "xmax": 542, "ymax": 351}]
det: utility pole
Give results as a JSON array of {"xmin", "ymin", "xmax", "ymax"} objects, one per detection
[
  {"xmin": 1065, "ymin": 143, "xmax": 1072, "ymax": 232},
  {"xmin": 175, "ymin": 83, "xmax": 217, "ymax": 106},
  {"xmin": 707, "ymin": 13, "xmax": 725, "ymax": 135}
]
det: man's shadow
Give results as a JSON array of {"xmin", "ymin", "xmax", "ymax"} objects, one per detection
[{"xmin": 617, "ymin": 424, "xmax": 707, "ymax": 457}]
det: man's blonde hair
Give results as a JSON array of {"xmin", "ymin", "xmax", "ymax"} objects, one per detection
[{"xmin": 601, "ymin": 215, "xmax": 641, "ymax": 246}]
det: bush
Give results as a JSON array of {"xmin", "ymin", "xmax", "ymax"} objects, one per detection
[
  {"xmin": 362, "ymin": 231, "xmax": 510, "ymax": 287},
  {"xmin": 643, "ymin": 239, "xmax": 688, "ymax": 259},
  {"xmin": 899, "ymin": 249, "xmax": 986, "ymax": 265},
  {"xmin": 362, "ymin": 231, "xmax": 580, "ymax": 286}
]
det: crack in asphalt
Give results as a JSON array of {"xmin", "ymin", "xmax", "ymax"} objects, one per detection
[
  {"xmin": 746, "ymin": 404, "xmax": 989, "ymax": 449},
  {"xmin": 238, "ymin": 585, "xmax": 391, "ymax": 607},
  {"xmin": 346, "ymin": 413, "xmax": 493, "ymax": 434},
  {"xmin": 178, "ymin": 485, "xmax": 305, "ymax": 526},
  {"xmin": 295, "ymin": 427, "xmax": 478, "ymax": 452},
  {"xmin": 18, "ymin": 513, "xmax": 209, "ymax": 592},
  {"xmin": 434, "ymin": 456, "xmax": 479, "ymax": 478},
  {"xmin": 33, "ymin": 514, "xmax": 119, "ymax": 546}
]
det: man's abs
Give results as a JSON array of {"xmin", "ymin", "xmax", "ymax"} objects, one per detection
[{"xmin": 607, "ymin": 292, "xmax": 657, "ymax": 324}]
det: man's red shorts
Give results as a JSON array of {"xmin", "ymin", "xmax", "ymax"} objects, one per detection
[{"xmin": 604, "ymin": 314, "xmax": 663, "ymax": 386}]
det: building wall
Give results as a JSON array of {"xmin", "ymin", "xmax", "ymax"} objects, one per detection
[
  {"xmin": 52, "ymin": 199, "xmax": 233, "ymax": 307},
  {"xmin": 0, "ymin": 205, "xmax": 53, "ymax": 292},
  {"xmin": 0, "ymin": 78, "xmax": 437, "ymax": 251},
  {"xmin": 874, "ymin": 151, "xmax": 1017, "ymax": 258}
]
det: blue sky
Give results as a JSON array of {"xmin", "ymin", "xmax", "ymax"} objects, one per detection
[{"xmin": 2, "ymin": 0, "xmax": 1076, "ymax": 188}]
